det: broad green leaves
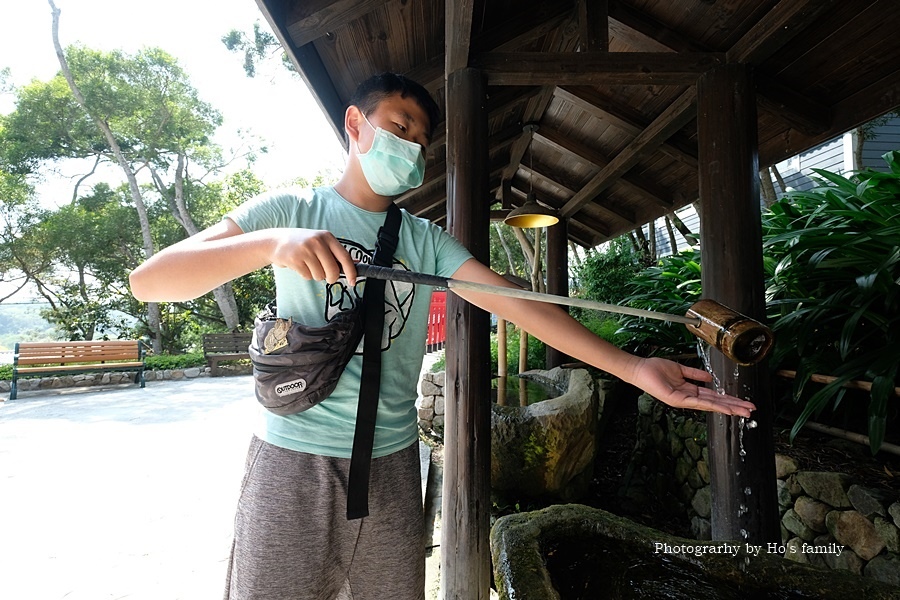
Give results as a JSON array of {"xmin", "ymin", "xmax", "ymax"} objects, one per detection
[{"xmin": 764, "ymin": 153, "xmax": 900, "ymax": 452}]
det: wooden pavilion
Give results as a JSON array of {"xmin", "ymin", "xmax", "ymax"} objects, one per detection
[{"xmin": 252, "ymin": 0, "xmax": 900, "ymax": 597}]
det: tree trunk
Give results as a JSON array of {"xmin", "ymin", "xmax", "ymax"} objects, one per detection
[
  {"xmin": 854, "ymin": 126, "xmax": 865, "ymax": 171},
  {"xmin": 771, "ymin": 163, "xmax": 787, "ymax": 194},
  {"xmin": 151, "ymin": 155, "xmax": 241, "ymax": 330},
  {"xmin": 647, "ymin": 219, "xmax": 657, "ymax": 263},
  {"xmin": 50, "ymin": 0, "xmax": 162, "ymax": 353},
  {"xmin": 632, "ymin": 225, "xmax": 650, "ymax": 262},
  {"xmin": 668, "ymin": 210, "xmax": 699, "ymax": 246},
  {"xmin": 493, "ymin": 222, "xmax": 518, "ymax": 274},
  {"xmin": 759, "ymin": 168, "xmax": 777, "ymax": 206},
  {"xmin": 569, "ymin": 241, "xmax": 582, "ymax": 269},
  {"xmin": 530, "ymin": 228, "xmax": 545, "ymax": 295},
  {"xmin": 664, "ymin": 215, "xmax": 678, "ymax": 256}
]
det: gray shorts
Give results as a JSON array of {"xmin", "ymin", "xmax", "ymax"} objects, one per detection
[{"xmin": 224, "ymin": 436, "xmax": 425, "ymax": 600}]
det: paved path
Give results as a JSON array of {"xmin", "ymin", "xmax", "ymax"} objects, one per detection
[
  {"xmin": 1, "ymin": 354, "xmax": 447, "ymax": 600},
  {"xmin": 0, "ymin": 376, "xmax": 259, "ymax": 600}
]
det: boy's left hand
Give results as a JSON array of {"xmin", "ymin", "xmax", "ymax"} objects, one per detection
[{"xmin": 632, "ymin": 357, "xmax": 756, "ymax": 417}]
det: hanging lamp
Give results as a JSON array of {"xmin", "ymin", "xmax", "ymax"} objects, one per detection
[{"xmin": 504, "ymin": 124, "xmax": 560, "ymax": 228}]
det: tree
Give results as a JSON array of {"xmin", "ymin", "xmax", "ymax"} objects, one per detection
[
  {"xmin": 4, "ymin": 1, "xmax": 245, "ymax": 350},
  {"xmin": 222, "ymin": 21, "xmax": 295, "ymax": 78}
]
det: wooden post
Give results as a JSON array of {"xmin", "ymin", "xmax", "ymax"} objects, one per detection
[
  {"xmin": 546, "ymin": 219, "xmax": 570, "ymax": 368},
  {"xmin": 442, "ymin": 67, "xmax": 492, "ymax": 599},
  {"xmin": 497, "ymin": 318, "xmax": 507, "ymax": 406},
  {"xmin": 697, "ymin": 63, "xmax": 779, "ymax": 543}
]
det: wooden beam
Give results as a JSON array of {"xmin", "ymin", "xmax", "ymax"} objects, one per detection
[
  {"xmin": 475, "ymin": 52, "xmax": 723, "ymax": 86},
  {"xmin": 285, "ymin": 0, "xmax": 393, "ymax": 47},
  {"xmin": 446, "ymin": 0, "xmax": 476, "ymax": 74},
  {"xmin": 499, "ymin": 87, "xmax": 557, "ymax": 184},
  {"xmin": 726, "ymin": 0, "xmax": 841, "ymax": 64},
  {"xmin": 442, "ymin": 68, "xmax": 491, "ymax": 599},
  {"xmin": 554, "ymin": 86, "xmax": 698, "ymax": 169},
  {"xmin": 560, "ymin": 88, "xmax": 698, "ymax": 218},
  {"xmin": 535, "ymin": 125, "xmax": 675, "ymax": 208},
  {"xmin": 755, "ymin": 76, "xmax": 830, "ymax": 136},
  {"xmin": 577, "ymin": 0, "xmax": 608, "ymax": 52},
  {"xmin": 607, "ymin": 0, "xmax": 706, "ymax": 53},
  {"xmin": 697, "ymin": 63, "xmax": 779, "ymax": 544},
  {"xmin": 474, "ymin": 3, "xmax": 574, "ymax": 52}
]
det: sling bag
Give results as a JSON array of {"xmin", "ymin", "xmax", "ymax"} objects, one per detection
[{"xmin": 247, "ymin": 204, "xmax": 402, "ymax": 519}]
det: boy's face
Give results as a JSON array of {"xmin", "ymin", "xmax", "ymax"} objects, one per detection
[{"xmin": 355, "ymin": 93, "xmax": 432, "ymax": 153}]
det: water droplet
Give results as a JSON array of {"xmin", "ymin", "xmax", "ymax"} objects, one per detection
[
  {"xmin": 744, "ymin": 487, "xmax": 752, "ymax": 495},
  {"xmin": 740, "ymin": 528, "xmax": 749, "ymax": 539},
  {"xmin": 747, "ymin": 420, "xmax": 758, "ymax": 429}
]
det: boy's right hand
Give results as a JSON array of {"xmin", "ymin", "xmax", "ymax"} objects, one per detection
[{"xmin": 271, "ymin": 229, "xmax": 358, "ymax": 286}]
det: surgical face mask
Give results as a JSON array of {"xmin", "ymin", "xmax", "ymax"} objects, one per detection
[{"xmin": 357, "ymin": 115, "xmax": 426, "ymax": 196}]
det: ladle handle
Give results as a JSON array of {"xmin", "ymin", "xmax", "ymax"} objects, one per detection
[{"xmin": 355, "ymin": 264, "xmax": 701, "ymax": 326}]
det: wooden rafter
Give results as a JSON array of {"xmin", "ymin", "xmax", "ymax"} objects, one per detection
[
  {"xmin": 560, "ymin": 87, "xmax": 697, "ymax": 218},
  {"xmin": 534, "ymin": 126, "xmax": 674, "ymax": 209},
  {"xmin": 577, "ymin": 0, "xmax": 608, "ymax": 52},
  {"xmin": 446, "ymin": 0, "xmax": 476, "ymax": 74},
  {"xmin": 285, "ymin": 0, "xmax": 393, "ymax": 47},
  {"xmin": 475, "ymin": 51, "xmax": 724, "ymax": 86},
  {"xmin": 554, "ymin": 86, "xmax": 698, "ymax": 169}
]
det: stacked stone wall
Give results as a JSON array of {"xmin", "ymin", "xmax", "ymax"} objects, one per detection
[
  {"xmin": 417, "ymin": 371, "xmax": 445, "ymax": 437},
  {"xmin": 625, "ymin": 393, "xmax": 900, "ymax": 586}
]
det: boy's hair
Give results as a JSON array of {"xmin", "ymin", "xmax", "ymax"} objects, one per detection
[{"xmin": 348, "ymin": 73, "xmax": 441, "ymax": 140}]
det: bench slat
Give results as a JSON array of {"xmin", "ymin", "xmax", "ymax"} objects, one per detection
[
  {"xmin": 11, "ymin": 340, "xmax": 145, "ymax": 400},
  {"xmin": 16, "ymin": 362, "xmax": 144, "ymax": 374}
]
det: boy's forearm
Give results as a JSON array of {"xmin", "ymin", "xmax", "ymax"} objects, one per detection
[{"xmin": 130, "ymin": 228, "xmax": 275, "ymax": 302}]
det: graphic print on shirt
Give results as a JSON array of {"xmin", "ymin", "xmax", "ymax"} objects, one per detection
[{"xmin": 325, "ymin": 239, "xmax": 414, "ymax": 354}]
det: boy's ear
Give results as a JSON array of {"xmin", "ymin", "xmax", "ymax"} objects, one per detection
[{"xmin": 345, "ymin": 105, "xmax": 364, "ymax": 145}]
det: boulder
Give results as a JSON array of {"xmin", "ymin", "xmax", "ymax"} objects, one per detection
[
  {"xmin": 796, "ymin": 471, "xmax": 852, "ymax": 508},
  {"xmin": 874, "ymin": 517, "xmax": 900, "ymax": 553},
  {"xmin": 774, "ymin": 453, "xmax": 799, "ymax": 479},
  {"xmin": 864, "ymin": 552, "xmax": 900, "ymax": 587},
  {"xmin": 848, "ymin": 484, "xmax": 888, "ymax": 519},
  {"xmin": 782, "ymin": 509, "xmax": 816, "ymax": 542},
  {"xmin": 794, "ymin": 496, "xmax": 830, "ymax": 533},
  {"xmin": 826, "ymin": 510, "xmax": 886, "ymax": 560}
]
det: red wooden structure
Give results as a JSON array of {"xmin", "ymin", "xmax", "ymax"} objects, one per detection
[{"xmin": 426, "ymin": 291, "xmax": 447, "ymax": 353}]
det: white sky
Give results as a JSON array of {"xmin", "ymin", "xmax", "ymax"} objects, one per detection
[{"xmin": 0, "ymin": 0, "xmax": 347, "ymax": 193}]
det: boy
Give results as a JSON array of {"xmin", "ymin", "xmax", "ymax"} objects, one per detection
[{"xmin": 129, "ymin": 73, "xmax": 754, "ymax": 599}]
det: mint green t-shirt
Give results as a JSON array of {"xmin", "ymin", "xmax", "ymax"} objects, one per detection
[{"xmin": 227, "ymin": 186, "xmax": 472, "ymax": 458}]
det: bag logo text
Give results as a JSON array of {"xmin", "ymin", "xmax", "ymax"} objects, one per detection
[{"xmin": 275, "ymin": 377, "xmax": 308, "ymax": 397}]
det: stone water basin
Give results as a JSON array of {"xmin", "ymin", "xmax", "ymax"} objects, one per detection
[
  {"xmin": 490, "ymin": 504, "xmax": 899, "ymax": 599},
  {"xmin": 491, "ymin": 368, "xmax": 602, "ymax": 504}
]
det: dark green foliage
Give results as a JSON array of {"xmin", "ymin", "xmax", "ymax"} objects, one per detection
[
  {"xmin": 763, "ymin": 151, "xmax": 900, "ymax": 452},
  {"xmin": 614, "ymin": 248, "xmax": 703, "ymax": 359},
  {"xmin": 574, "ymin": 238, "xmax": 643, "ymax": 306},
  {"xmin": 143, "ymin": 351, "xmax": 206, "ymax": 371}
]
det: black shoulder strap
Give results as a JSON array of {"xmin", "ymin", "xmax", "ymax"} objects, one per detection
[{"xmin": 347, "ymin": 203, "xmax": 401, "ymax": 519}]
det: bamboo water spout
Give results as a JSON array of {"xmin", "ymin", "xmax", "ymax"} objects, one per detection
[{"xmin": 354, "ymin": 264, "xmax": 774, "ymax": 366}]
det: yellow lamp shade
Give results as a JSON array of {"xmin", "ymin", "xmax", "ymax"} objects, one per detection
[{"xmin": 504, "ymin": 196, "xmax": 560, "ymax": 228}]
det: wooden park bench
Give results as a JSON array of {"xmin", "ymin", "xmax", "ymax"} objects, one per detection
[
  {"xmin": 202, "ymin": 332, "xmax": 252, "ymax": 377},
  {"xmin": 10, "ymin": 340, "xmax": 145, "ymax": 400}
]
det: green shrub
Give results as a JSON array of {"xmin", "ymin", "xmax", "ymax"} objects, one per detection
[
  {"xmin": 763, "ymin": 151, "xmax": 900, "ymax": 452},
  {"xmin": 574, "ymin": 238, "xmax": 643, "ymax": 306},
  {"xmin": 614, "ymin": 248, "xmax": 703, "ymax": 358},
  {"xmin": 0, "ymin": 364, "xmax": 12, "ymax": 380},
  {"xmin": 144, "ymin": 352, "xmax": 207, "ymax": 371}
]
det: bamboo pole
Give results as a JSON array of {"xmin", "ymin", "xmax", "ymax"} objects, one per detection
[{"xmin": 777, "ymin": 370, "xmax": 900, "ymax": 398}]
